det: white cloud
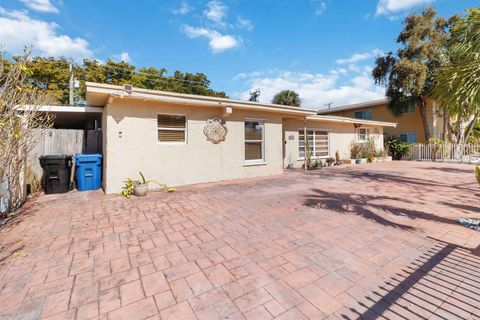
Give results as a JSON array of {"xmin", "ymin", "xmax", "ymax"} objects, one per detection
[
  {"xmin": 236, "ymin": 16, "xmax": 253, "ymax": 31},
  {"xmin": 376, "ymin": 0, "xmax": 435, "ymax": 16},
  {"xmin": 183, "ymin": 1, "xmax": 251, "ymax": 53},
  {"xmin": 0, "ymin": 8, "xmax": 92, "ymax": 61},
  {"xmin": 311, "ymin": 1, "xmax": 326, "ymax": 16},
  {"xmin": 20, "ymin": 0, "xmax": 58, "ymax": 13},
  {"xmin": 235, "ymin": 53, "xmax": 386, "ymax": 109},
  {"xmin": 237, "ymin": 70, "xmax": 385, "ymax": 108},
  {"xmin": 183, "ymin": 25, "xmax": 241, "ymax": 53},
  {"xmin": 172, "ymin": 1, "xmax": 192, "ymax": 15},
  {"xmin": 113, "ymin": 52, "xmax": 131, "ymax": 63},
  {"xmin": 203, "ymin": 1, "xmax": 228, "ymax": 27},
  {"xmin": 336, "ymin": 49, "xmax": 382, "ymax": 64}
]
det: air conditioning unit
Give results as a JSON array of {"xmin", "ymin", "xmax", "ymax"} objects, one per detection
[{"xmin": 123, "ymin": 84, "xmax": 133, "ymax": 94}]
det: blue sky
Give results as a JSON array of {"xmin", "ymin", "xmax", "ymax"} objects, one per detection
[{"xmin": 0, "ymin": 0, "xmax": 477, "ymax": 109}]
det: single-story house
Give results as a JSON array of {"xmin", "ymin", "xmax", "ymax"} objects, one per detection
[{"xmin": 86, "ymin": 82, "xmax": 396, "ymax": 194}]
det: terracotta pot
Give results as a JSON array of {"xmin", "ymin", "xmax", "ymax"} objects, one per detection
[{"xmin": 133, "ymin": 183, "xmax": 148, "ymax": 196}]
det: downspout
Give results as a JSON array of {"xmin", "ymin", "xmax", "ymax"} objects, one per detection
[{"xmin": 304, "ymin": 118, "xmax": 308, "ymax": 172}]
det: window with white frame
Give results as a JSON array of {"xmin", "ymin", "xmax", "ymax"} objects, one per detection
[
  {"xmin": 298, "ymin": 129, "xmax": 329, "ymax": 159},
  {"xmin": 244, "ymin": 121, "xmax": 264, "ymax": 163},
  {"xmin": 356, "ymin": 128, "xmax": 370, "ymax": 142},
  {"xmin": 157, "ymin": 114, "xmax": 186, "ymax": 143}
]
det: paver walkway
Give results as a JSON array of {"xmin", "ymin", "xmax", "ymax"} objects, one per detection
[{"xmin": 0, "ymin": 161, "xmax": 479, "ymax": 320}]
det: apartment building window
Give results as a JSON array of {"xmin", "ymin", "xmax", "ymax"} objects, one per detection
[
  {"xmin": 354, "ymin": 110, "xmax": 372, "ymax": 120},
  {"xmin": 400, "ymin": 133, "xmax": 417, "ymax": 143},
  {"xmin": 399, "ymin": 100, "xmax": 416, "ymax": 114}
]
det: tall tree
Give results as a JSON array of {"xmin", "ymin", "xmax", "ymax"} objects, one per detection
[
  {"xmin": 272, "ymin": 90, "xmax": 302, "ymax": 107},
  {"xmin": 23, "ymin": 56, "xmax": 70, "ymax": 103},
  {"xmin": 372, "ymin": 7, "xmax": 459, "ymax": 141},
  {"xmin": 432, "ymin": 8, "xmax": 480, "ymax": 145},
  {"xmin": 0, "ymin": 55, "xmax": 227, "ymax": 105}
]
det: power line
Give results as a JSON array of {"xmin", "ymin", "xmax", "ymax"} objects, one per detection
[
  {"xmin": 84, "ymin": 63, "xmax": 211, "ymax": 87},
  {"xmin": 18, "ymin": 58, "xmax": 218, "ymax": 89},
  {"xmin": 27, "ymin": 59, "xmax": 213, "ymax": 87}
]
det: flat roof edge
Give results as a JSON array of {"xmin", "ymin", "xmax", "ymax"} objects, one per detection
[
  {"xmin": 307, "ymin": 115, "xmax": 397, "ymax": 127},
  {"xmin": 317, "ymin": 98, "xmax": 388, "ymax": 114},
  {"xmin": 86, "ymin": 82, "xmax": 317, "ymax": 115}
]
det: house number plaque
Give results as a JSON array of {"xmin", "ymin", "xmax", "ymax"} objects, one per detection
[{"xmin": 204, "ymin": 117, "xmax": 228, "ymax": 144}]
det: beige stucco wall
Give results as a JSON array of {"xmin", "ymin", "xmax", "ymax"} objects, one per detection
[
  {"xmin": 103, "ymin": 99, "xmax": 284, "ymax": 193},
  {"xmin": 283, "ymin": 119, "xmax": 384, "ymax": 168}
]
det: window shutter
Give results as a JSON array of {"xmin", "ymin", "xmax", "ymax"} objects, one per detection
[
  {"xmin": 158, "ymin": 130, "xmax": 185, "ymax": 142},
  {"xmin": 157, "ymin": 115, "xmax": 186, "ymax": 129},
  {"xmin": 157, "ymin": 115, "xmax": 186, "ymax": 142}
]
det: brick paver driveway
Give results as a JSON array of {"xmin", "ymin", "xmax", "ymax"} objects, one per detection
[{"xmin": 1, "ymin": 161, "xmax": 479, "ymax": 320}]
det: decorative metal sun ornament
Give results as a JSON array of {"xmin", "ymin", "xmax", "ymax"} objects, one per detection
[{"xmin": 203, "ymin": 117, "xmax": 228, "ymax": 144}]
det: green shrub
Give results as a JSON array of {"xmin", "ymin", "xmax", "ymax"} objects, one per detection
[
  {"xmin": 360, "ymin": 145, "xmax": 371, "ymax": 159},
  {"xmin": 350, "ymin": 142, "xmax": 362, "ymax": 159},
  {"xmin": 386, "ymin": 136, "xmax": 411, "ymax": 160},
  {"xmin": 365, "ymin": 138, "xmax": 376, "ymax": 162}
]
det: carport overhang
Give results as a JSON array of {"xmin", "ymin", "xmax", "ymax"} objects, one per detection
[{"xmin": 21, "ymin": 105, "xmax": 103, "ymax": 129}]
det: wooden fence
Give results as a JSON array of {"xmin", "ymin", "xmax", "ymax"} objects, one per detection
[
  {"xmin": 26, "ymin": 129, "xmax": 102, "ymax": 193},
  {"xmin": 403, "ymin": 143, "xmax": 480, "ymax": 164}
]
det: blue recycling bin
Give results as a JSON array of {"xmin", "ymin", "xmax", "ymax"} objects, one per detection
[{"xmin": 75, "ymin": 154, "xmax": 102, "ymax": 191}]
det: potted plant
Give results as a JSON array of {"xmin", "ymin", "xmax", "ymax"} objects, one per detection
[
  {"xmin": 356, "ymin": 144, "xmax": 369, "ymax": 164},
  {"xmin": 476, "ymin": 166, "xmax": 480, "ymax": 186},
  {"xmin": 308, "ymin": 159, "xmax": 320, "ymax": 170},
  {"xmin": 350, "ymin": 142, "xmax": 362, "ymax": 164},
  {"xmin": 120, "ymin": 172, "xmax": 175, "ymax": 198},
  {"xmin": 326, "ymin": 158, "xmax": 335, "ymax": 166},
  {"xmin": 134, "ymin": 172, "xmax": 149, "ymax": 196}
]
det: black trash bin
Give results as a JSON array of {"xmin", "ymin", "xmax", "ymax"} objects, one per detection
[{"xmin": 39, "ymin": 155, "xmax": 72, "ymax": 194}]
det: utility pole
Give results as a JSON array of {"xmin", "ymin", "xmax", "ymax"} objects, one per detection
[{"xmin": 69, "ymin": 59, "xmax": 74, "ymax": 106}]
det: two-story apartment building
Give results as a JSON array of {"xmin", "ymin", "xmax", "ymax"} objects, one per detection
[{"xmin": 318, "ymin": 98, "xmax": 444, "ymax": 143}]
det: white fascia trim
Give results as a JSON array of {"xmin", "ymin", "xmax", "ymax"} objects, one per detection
[
  {"xmin": 19, "ymin": 105, "xmax": 103, "ymax": 113},
  {"xmin": 85, "ymin": 82, "xmax": 317, "ymax": 116},
  {"xmin": 307, "ymin": 115, "xmax": 397, "ymax": 128}
]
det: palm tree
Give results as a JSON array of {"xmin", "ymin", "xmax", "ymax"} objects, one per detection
[
  {"xmin": 272, "ymin": 90, "xmax": 302, "ymax": 107},
  {"xmin": 432, "ymin": 8, "xmax": 480, "ymax": 144}
]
